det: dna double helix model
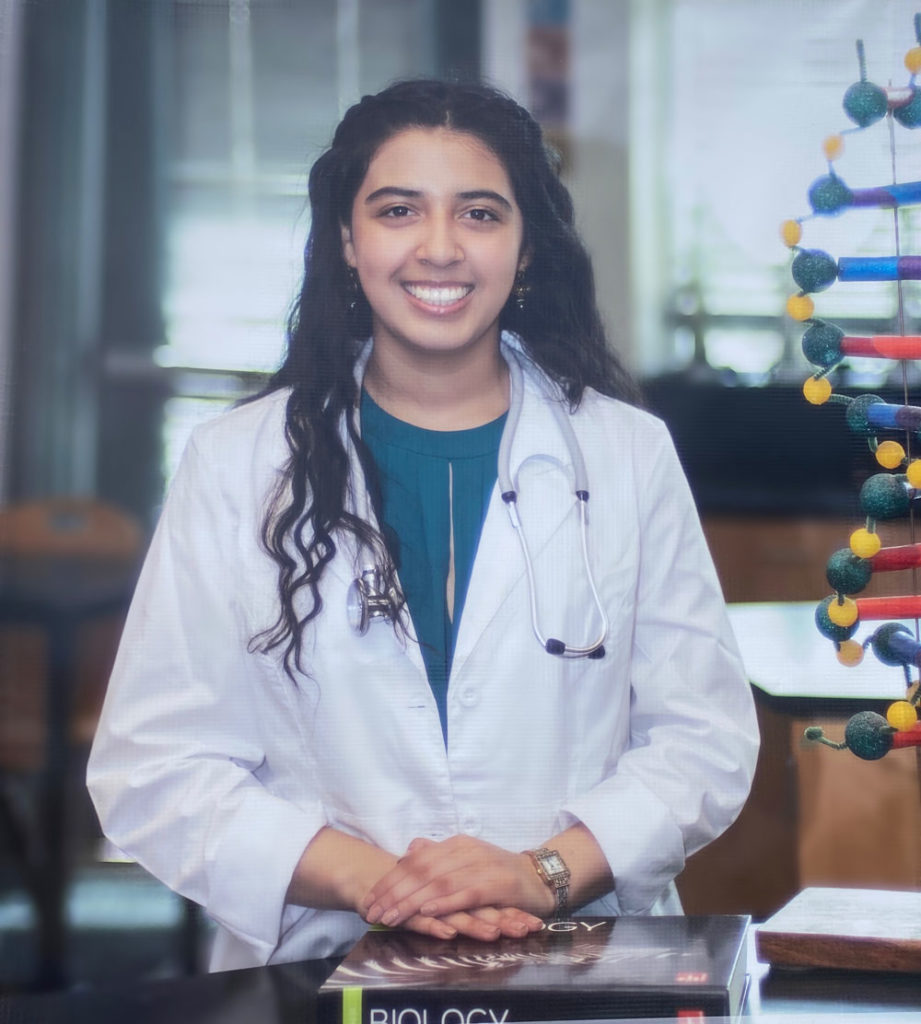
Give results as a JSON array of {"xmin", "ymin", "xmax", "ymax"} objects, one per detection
[{"xmin": 785, "ymin": 15, "xmax": 921, "ymax": 759}]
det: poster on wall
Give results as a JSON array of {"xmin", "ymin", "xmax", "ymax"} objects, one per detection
[{"xmin": 526, "ymin": 0, "xmax": 570, "ymax": 168}]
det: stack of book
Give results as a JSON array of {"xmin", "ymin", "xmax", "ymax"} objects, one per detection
[{"xmin": 318, "ymin": 915, "xmax": 751, "ymax": 1023}]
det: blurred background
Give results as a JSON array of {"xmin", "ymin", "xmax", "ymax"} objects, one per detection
[{"xmin": 1, "ymin": 0, "xmax": 920, "ymax": 996}]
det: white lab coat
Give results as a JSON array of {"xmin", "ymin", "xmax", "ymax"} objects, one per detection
[{"xmin": 87, "ymin": 341, "xmax": 759, "ymax": 972}]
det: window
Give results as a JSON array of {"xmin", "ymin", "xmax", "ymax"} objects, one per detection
[
  {"xmin": 637, "ymin": 0, "xmax": 921, "ymax": 382},
  {"xmin": 157, "ymin": 0, "xmax": 440, "ymax": 482}
]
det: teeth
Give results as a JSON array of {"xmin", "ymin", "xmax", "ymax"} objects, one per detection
[{"xmin": 405, "ymin": 284, "xmax": 470, "ymax": 306}]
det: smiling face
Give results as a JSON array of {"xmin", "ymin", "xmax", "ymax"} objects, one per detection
[{"xmin": 341, "ymin": 127, "xmax": 526, "ymax": 367}]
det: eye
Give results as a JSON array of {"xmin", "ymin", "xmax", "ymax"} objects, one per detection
[
  {"xmin": 380, "ymin": 204, "xmax": 413, "ymax": 218},
  {"xmin": 464, "ymin": 207, "xmax": 500, "ymax": 223}
]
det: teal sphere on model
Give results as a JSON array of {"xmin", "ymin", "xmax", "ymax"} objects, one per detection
[
  {"xmin": 808, "ymin": 174, "xmax": 853, "ymax": 215},
  {"xmin": 843, "ymin": 80, "xmax": 888, "ymax": 127},
  {"xmin": 893, "ymin": 87, "xmax": 921, "ymax": 128},
  {"xmin": 846, "ymin": 394, "xmax": 885, "ymax": 435},
  {"xmin": 825, "ymin": 548, "xmax": 872, "ymax": 594},
  {"xmin": 844, "ymin": 711, "xmax": 893, "ymax": 760},
  {"xmin": 802, "ymin": 320, "xmax": 845, "ymax": 368},
  {"xmin": 860, "ymin": 473, "xmax": 910, "ymax": 519},
  {"xmin": 792, "ymin": 249, "xmax": 839, "ymax": 293}
]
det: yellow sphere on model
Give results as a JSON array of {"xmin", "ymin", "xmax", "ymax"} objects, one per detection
[
  {"xmin": 876, "ymin": 440, "xmax": 906, "ymax": 469},
  {"xmin": 787, "ymin": 294, "xmax": 815, "ymax": 321},
  {"xmin": 836, "ymin": 640, "xmax": 864, "ymax": 666},
  {"xmin": 822, "ymin": 134, "xmax": 844, "ymax": 161},
  {"xmin": 850, "ymin": 527, "xmax": 881, "ymax": 558},
  {"xmin": 781, "ymin": 219, "xmax": 802, "ymax": 247},
  {"xmin": 803, "ymin": 376, "xmax": 832, "ymax": 405},
  {"xmin": 827, "ymin": 597, "xmax": 858, "ymax": 627},
  {"xmin": 886, "ymin": 700, "xmax": 918, "ymax": 731}
]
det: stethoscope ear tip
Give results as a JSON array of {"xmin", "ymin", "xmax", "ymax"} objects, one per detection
[{"xmin": 588, "ymin": 645, "xmax": 606, "ymax": 660}]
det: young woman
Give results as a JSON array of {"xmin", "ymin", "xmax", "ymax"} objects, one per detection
[{"xmin": 87, "ymin": 80, "xmax": 759, "ymax": 972}]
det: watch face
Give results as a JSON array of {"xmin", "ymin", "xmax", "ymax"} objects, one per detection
[{"xmin": 541, "ymin": 851, "xmax": 566, "ymax": 876}]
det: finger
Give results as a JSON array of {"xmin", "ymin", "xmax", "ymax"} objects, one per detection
[
  {"xmin": 415, "ymin": 882, "xmax": 510, "ymax": 922},
  {"xmin": 403, "ymin": 907, "xmax": 537, "ymax": 943},
  {"xmin": 490, "ymin": 907, "xmax": 545, "ymax": 934},
  {"xmin": 361, "ymin": 838, "xmax": 448, "ymax": 914},
  {"xmin": 402, "ymin": 913, "xmax": 458, "ymax": 941},
  {"xmin": 438, "ymin": 910, "xmax": 502, "ymax": 942},
  {"xmin": 365, "ymin": 837, "xmax": 523, "ymax": 926},
  {"xmin": 468, "ymin": 906, "xmax": 543, "ymax": 938},
  {"xmin": 378, "ymin": 863, "xmax": 530, "ymax": 927},
  {"xmin": 374, "ymin": 877, "xmax": 477, "ymax": 928},
  {"xmin": 468, "ymin": 906, "xmax": 526, "ymax": 937},
  {"xmin": 365, "ymin": 846, "xmax": 476, "ymax": 924},
  {"xmin": 360, "ymin": 860, "xmax": 427, "ymax": 919}
]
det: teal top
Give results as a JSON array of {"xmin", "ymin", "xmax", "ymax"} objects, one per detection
[{"xmin": 360, "ymin": 391, "xmax": 506, "ymax": 743}]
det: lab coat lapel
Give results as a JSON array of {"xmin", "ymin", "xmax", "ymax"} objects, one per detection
[{"xmin": 451, "ymin": 369, "xmax": 573, "ymax": 671}]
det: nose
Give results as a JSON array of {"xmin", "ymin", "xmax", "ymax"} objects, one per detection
[{"xmin": 416, "ymin": 213, "xmax": 462, "ymax": 266}]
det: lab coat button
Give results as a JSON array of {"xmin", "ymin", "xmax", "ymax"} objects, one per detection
[
  {"xmin": 459, "ymin": 687, "xmax": 478, "ymax": 707},
  {"xmin": 461, "ymin": 817, "xmax": 480, "ymax": 835}
]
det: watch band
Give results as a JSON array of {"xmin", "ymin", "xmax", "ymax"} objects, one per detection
[{"xmin": 526, "ymin": 846, "xmax": 571, "ymax": 918}]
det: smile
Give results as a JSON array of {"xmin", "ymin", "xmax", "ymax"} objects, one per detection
[{"xmin": 403, "ymin": 284, "xmax": 473, "ymax": 307}]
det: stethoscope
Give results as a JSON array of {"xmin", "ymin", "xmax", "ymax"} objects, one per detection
[{"xmin": 346, "ymin": 349, "xmax": 609, "ymax": 659}]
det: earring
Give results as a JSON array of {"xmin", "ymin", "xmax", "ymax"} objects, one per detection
[
  {"xmin": 514, "ymin": 270, "xmax": 530, "ymax": 311},
  {"xmin": 347, "ymin": 267, "xmax": 360, "ymax": 312}
]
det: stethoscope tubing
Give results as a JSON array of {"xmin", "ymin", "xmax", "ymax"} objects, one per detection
[
  {"xmin": 347, "ymin": 345, "xmax": 609, "ymax": 658},
  {"xmin": 498, "ymin": 352, "xmax": 608, "ymax": 658}
]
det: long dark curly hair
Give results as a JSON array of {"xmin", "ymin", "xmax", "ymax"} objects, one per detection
[{"xmin": 253, "ymin": 78, "xmax": 638, "ymax": 677}]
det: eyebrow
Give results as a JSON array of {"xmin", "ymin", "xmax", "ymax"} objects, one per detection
[{"xmin": 363, "ymin": 186, "xmax": 513, "ymax": 211}]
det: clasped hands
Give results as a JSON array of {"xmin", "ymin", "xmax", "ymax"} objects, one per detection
[{"xmin": 357, "ymin": 835, "xmax": 554, "ymax": 942}]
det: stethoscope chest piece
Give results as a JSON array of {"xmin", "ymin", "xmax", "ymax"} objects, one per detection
[{"xmin": 347, "ymin": 567, "xmax": 398, "ymax": 636}]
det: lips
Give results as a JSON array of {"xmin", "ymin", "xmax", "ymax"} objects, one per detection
[{"xmin": 403, "ymin": 283, "xmax": 473, "ymax": 308}]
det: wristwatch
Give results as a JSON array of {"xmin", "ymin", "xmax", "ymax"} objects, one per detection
[{"xmin": 526, "ymin": 847, "xmax": 570, "ymax": 918}]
